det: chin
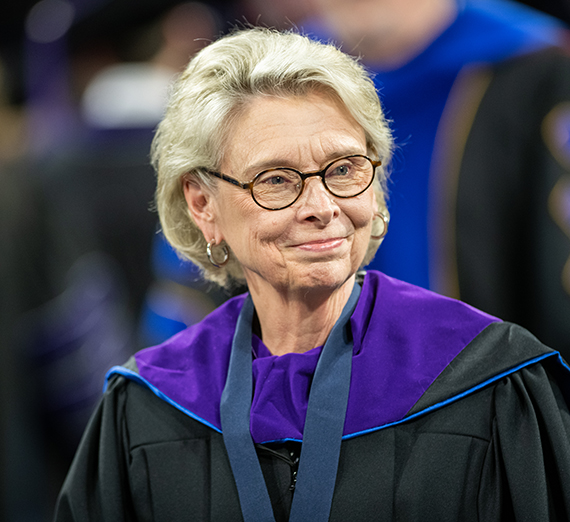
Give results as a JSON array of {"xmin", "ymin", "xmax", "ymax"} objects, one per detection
[{"xmin": 291, "ymin": 260, "xmax": 356, "ymax": 292}]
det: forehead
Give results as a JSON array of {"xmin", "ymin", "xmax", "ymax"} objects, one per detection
[{"xmin": 221, "ymin": 92, "xmax": 366, "ymax": 175}]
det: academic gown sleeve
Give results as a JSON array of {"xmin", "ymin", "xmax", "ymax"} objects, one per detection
[
  {"xmin": 478, "ymin": 361, "xmax": 570, "ymax": 520},
  {"xmin": 53, "ymin": 372, "xmax": 243, "ymax": 522},
  {"xmin": 53, "ymin": 377, "xmax": 134, "ymax": 522}
]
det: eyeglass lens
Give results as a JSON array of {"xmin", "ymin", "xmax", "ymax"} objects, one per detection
[{"xmin": 252, "ymin": 155, "xmax": 374, "ymax": 209}]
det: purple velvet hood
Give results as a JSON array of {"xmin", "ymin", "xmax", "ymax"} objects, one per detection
[{"xmin": 107, "ymin": 271, "xmax": 499, "ymax": 443}]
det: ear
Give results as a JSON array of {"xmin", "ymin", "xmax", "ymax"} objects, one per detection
[{"xmin": 183, "ymin": 178, "xmax": 221, "ymax": 243}]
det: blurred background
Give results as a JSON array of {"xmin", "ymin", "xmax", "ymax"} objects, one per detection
[{"xmin": 1, "ymin": 0, "xmax": 569, "ymax": 520}]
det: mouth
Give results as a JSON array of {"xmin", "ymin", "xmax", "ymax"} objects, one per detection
[{"xmin": 293, "ymin": 237, "xmax": 346, "ymax": 252}]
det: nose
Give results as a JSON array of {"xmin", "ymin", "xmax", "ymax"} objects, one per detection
[{"xmin": 296, "ymin": 176, "xmax": 339, "ymax": 223}]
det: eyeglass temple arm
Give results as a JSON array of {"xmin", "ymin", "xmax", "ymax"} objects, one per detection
[{"xmin": 208, "ymin": 170, "xmax": 250, "ymax": 190}]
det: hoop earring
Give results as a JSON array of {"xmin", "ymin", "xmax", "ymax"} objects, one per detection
[
  {"xmin": 370, "ymin": 212, "xmax": 388, "ymax": 240},
  {"xmin": 206, "ymin": 239, "xmax": 230, "ymax": 268}
]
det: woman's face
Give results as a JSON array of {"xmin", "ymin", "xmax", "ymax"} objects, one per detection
[{"xmin": 191, "ymin": 91, "xmax": 377, "ymax": 296}]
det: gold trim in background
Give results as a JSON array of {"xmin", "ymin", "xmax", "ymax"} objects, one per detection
[{"xmin": 428, "ymin": 64, "xmax": 493, "ymax": 299}]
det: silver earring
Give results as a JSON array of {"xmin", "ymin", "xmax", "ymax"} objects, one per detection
[
  {"xmin": 370, "ymin": 212, "xmax": 388, "ymax": 240},
  {"xmin": 206, "ymin": 239, "xmax": 230, "ymax": 268}
]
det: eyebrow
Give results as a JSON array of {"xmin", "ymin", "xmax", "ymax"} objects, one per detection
[{"xmin": 242, "ymin": 149, "xmax": 367, "ymax": 177}]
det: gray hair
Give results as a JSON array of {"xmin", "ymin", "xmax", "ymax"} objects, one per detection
[{"xmin": 152, "ymin": 26, "xmax": 393, "ymax": 289}]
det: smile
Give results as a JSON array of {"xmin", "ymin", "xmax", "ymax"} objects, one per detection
[{"xmin": 294, "ymin": 237, "xmax": 346, "ymax": 252}]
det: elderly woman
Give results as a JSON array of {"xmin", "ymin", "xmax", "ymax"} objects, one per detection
[{"xmin": 55, "ymin": 28, "xmax": 570, "ymax": 521}]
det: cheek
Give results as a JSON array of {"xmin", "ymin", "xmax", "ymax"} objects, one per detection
[
  {"xmin": 219, "ymin": 199, "xmax": 290, "ymax": 255},
  {"xmin": 215, "ymin": 190, "xmax": 253, "ymax": 234},
  {"xmin": 355, "ymin": 208, "xmax": 375, "ymax": 230},
  {"xmin": 345, "ymin": 199, "xmax": 376, "ymax": 259},
  {"xmin": 347, "ymin": 194, "xmax": 377, "ymax": 230},
  {"xmin": 249, "ymin": 215, "xmax": 291, "ymax": 255}
]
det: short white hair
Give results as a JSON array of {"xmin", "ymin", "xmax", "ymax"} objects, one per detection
[{"xmin": 152, "ymin": 26, "xmax": 393, "ymax": 289}]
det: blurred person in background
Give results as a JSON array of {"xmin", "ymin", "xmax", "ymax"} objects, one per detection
[
  {"xmin": 305, "ymin": 0, "xmax": 570, "ymax": 360},
  {"xmin": 0, "ymin": 59, "xmax": 27, "ymax": 163},
  {"xmin": 234, "ymin": 0, "xmax": 316, "ymax": 28},
  {"xmin": 1, "ymin": 2, "xmax": 223, "ymax": 520},
  {"xmin": 517, "ymin": 0, "xmax": 570, "ymax": 23},
  {"xmin": 0, "ymin": 54, "xmax": 45, "ymax": 522},
  {"xmin": 70, "ymin": 1, "xmax": 230, "ymax": 347}
]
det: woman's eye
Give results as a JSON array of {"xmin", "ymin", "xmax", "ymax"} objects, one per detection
[
  {"xmin": 331, "ymin": 164, "xmax": 351, "ymax": 176},
  {"xmin": 266, "ymin": 175, "xmax": 286, "ymax": 185},
  {"xmin": 258, "ymin": 171, "xmax": 297, "ymax": 186}
]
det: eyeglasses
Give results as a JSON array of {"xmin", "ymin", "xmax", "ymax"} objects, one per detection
[{"xmin": 205, "ymin": 154, "xmax": 381, "ymax": 211}]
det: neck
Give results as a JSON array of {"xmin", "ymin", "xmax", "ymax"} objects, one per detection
[
  {"xmin": 323, "ymin": 0, "xmax": 458, "ymax": 69},
  {"xmin": 247, "ymin": 276, "xmax": 356, "ymax": 356}
]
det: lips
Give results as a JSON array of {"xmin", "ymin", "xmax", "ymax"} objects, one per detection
[{"xmin": 293, "ymin": 237, "xmax": 346, "ymax": 251}]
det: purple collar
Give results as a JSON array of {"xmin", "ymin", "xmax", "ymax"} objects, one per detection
[{"xmin": 127, "ymin": 271, "xmax": 498, "ymax": 442}]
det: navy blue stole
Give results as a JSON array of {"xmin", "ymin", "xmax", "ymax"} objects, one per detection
[{"xmin": 220, "ymin": 283, "xmax": 361, "ymax": 521}]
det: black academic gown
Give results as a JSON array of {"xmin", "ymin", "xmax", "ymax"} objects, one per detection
[{"xmin": 54, "ymin": 319, "xmax": 570, "ymax": 521}]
